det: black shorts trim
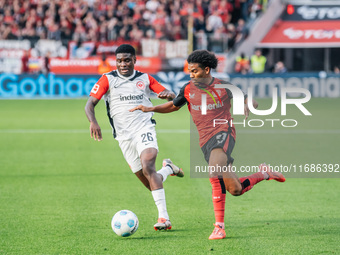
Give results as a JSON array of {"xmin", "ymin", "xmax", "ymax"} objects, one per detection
[{"xmin": 201, "ymin": 131, "xmax": 235, "ymax": 165}]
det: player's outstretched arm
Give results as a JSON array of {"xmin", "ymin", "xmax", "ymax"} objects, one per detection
[
  {"xmin": 130, "ymin": 101, "xmax": 180, "ymax": 114},
  {"xmin": 85, "ymin": 96, "xmax": 103, "ymax": 141},
  {"xmin": 157, "ymin": 89, "xmax": 176, "ymax": 100}
]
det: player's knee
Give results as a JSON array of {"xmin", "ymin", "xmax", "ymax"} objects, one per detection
[
  {"xmin": 141, "ymin": 159, "xmax": 154, "ymax": 169},
  {"xmin": 141, "ymin": 160, "xmax": 156, "ymax": 176},
  {"xmin": 228, "ymin": 183, "xmax": 242, "ymax": 196},
  {"xmin": 140, "ymin": 153, "xmax": 156, "ymax": 169}
]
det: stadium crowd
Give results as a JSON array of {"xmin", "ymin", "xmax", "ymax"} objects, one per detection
[{"xmin": 0, "ymin": 0, "xmax": 268, "ymax": 53}]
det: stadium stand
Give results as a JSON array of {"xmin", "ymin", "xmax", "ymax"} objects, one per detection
[{"xmin": 0, "ymin": 0, "xmax": 266, "ymax": 53}]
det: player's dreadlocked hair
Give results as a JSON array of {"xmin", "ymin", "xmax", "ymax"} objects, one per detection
[
  {"xmin": 115, "ymin": 44, "xmax": 136, "ymax": 56},
  {"xmin": 187, "ymin": 50, "xmax": 218, "ymax": 70}
]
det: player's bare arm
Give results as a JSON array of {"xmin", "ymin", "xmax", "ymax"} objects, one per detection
[
  {"xmin": 158, "ymin": 89, "xmax": 176, "ymax": 100},
  {"xmin": 85, "ymin": 96, "xmax": 103, "ymax": 141},
  {"xmin": 130, "ymin": 101, "xmax": 180, "ymax": 113},
  {"xmin": 244, "ymin": 97, "xmax": 258, "ymax": 120}
]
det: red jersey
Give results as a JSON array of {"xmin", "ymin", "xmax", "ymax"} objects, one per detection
[{"xmin": 173, "ymin": 78, "xmax": 242, "ymax": 147}]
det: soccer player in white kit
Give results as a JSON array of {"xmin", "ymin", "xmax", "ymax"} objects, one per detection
[{"xmin": 85, "ymin": 44, "xmax": 184, "ymax": 230}]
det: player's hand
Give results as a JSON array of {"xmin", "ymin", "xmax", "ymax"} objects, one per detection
[
  {"xmin": 158, "ymin": 89, "xmax": 175, "ymax": 100},
  {"xmin": 129, "ymin": 105, "xmax": 152, "ymax": 112},
  {"xmin": 244, "ymin": 103, "xmax": 250, "ymax": 120},
  {"xmin": 90, "ymin": 122, "xmax": 102, "ymax": 141}
]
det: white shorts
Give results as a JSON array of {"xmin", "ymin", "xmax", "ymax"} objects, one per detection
[{"xmin": 118, "ymin": 126, "xmax": 159, "ymax": 173}]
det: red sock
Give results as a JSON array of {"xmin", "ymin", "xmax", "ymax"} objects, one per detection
[
  {"xmin": 239, "ymin": 172, "xmax": 265, "ymax": 195},
  {"xmin": 209, "ymin": 177, "xmax": 226, "ymax": 223}
]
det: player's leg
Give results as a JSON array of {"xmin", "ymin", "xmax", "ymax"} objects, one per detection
[
  {"xmin": 135, "ymin": 159, "xmax": 182, "ymax": 190},
  {"xmin": 205, "ymin": 132, "xmax": 262, "ymax": 239},
  {"xmin": 134, "ymin": 166, "xmax": 177, "ymax": 190},
  {"xmin": 209, "ymin": 148, "xmax": 268, "ymax": 196},
  {"xmin": 201, "ymin": 133, "xmax": 230, "ymax": 239},
  {"xmin": 158, "ymin": 158, "xmax": 184, "ymax": 181},
  {"xmin": 118, "ymin": 138, "xmax": 153, "ymax": 189},
  {"xmin": 208, "ymin": 148, "xmax": 265, "ymax": 239},
  {"xmin": 202, "ymin": 132, "xmax": 238, "ymax": 238},
  {"xmin": 207, "ymin": 131, "xmax": 286, "ymax": 239},
  {"xmin": 135, "ymin": 170, "xmax": 151, "ymax": 190},
  {"xmin": 208, "ymin": 131, "xmax": 281, "ymax": 197},
  {"xmin": 207, "ymin": 148, "xmax": 231, "ymax": 240},
  {"xmin": 120, "ymin": 134, "xmax": 174, "ymax": 190},
  {"xmin": 136, "ymin": 127, "xmax": 180, "ymax": 187},
  {"xmin": 139, "ymin": 148, "xmax": 162, "ymax": 190},
  {"xmin": 138, "ymin": 149, "xmax": 182, "ymax": 189},
  {"xmin": 121, "ymin": 137, "xmax": 172, "ymax": 230},
  {"xmin": 213, "ymin": 155, "xmax": 285, "ymax": 195},
  {"xmin": 136, "ymin": 128, "xmax": 174, "ymax": 230},
  {"xmin": 208, "ymin": 150, "xmax": 285, "ymax": 239},
  {"xmin": 120, "ymin": 140, "xmax": 171, "ymax": 230},
  {"xmin": 139, "ymin": 148, "xmax": 172, "ymax": 230}
]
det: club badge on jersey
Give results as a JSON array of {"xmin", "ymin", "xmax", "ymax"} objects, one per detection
[{"xmin": 89, "ymin": 70, "xmax": 166, "ymax": 141}]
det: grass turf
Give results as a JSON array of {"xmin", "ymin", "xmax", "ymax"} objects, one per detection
[{"xmin": 0, "ymin": 98, "xmax": 339, "ymax": 254}]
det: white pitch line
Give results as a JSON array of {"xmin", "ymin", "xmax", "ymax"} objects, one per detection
[
  {"xmin": 0, "ymin": 129, "xmax": 190, "ymax": 134},
  {"xmin": 157, "ymin": 129, "xmax": 189, "ymax": 133},
  {"xmin": 0, "ymin": 129, "xmax": 90, "ymax": 134},
  {"xmin": 0, "ymin": 129, "xmax": 340, "ymax": 134},
  {"xmin": 237, "ymin": 129, "xmax": 340, "ymax": 134}
]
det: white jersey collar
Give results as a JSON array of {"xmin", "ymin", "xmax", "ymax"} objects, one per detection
[{"xmin": 117, "ymin": 70, "xmax": 136, "ymax": 80}]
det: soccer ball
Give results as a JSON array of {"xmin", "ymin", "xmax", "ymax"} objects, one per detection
[{"xmin": 111, "ymin": 210, "xmax": 139, "ymax": 237}]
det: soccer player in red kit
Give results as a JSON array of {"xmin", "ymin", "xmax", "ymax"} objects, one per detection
[{"xmin": 130, "ymin": 50, "xmax": 285, "ymax": 239}]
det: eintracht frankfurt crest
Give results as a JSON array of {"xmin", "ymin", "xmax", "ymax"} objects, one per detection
[{"xmin": 136, "ymin": 81, "xmax": 145, "ymax": 90}]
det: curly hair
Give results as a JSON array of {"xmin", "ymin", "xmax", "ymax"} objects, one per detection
[
  {"xmin": 187, "ymin": 50, "xmax": 218, "ymax": 70},
  {"xmin": 115, "ymin": 44, "xmax": 136, "ymax": 56}
]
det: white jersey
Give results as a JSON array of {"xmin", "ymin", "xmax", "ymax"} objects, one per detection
[{"xmin": 90, "ymin": 70, "xmax": 166, "ymax": 140}]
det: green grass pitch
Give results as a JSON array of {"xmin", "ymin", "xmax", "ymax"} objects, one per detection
[{"xmin": 0, "ymin": 98, "xmax": 339, "ymax": 254}]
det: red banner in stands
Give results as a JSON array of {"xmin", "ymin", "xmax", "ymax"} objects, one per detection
[
  {"xmin": 259, "ymin": 20, "xmax": 340, "ymax": 48},
  {"xmin": 50, "ymin": 56, "xmax": 162, "ymax": 74}
]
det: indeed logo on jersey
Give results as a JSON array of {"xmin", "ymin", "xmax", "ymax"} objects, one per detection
[
  {"xmin": 191, "ymin": 101, "xmax": 224, "ymax": 111},
  {"xmin": 119, "ymin": 94, "xmax": 144, "ymax": 101}
]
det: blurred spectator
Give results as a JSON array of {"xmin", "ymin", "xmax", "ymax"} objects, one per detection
[
  {"xmin": 261, "ymin": 0, "xmax": 269, "ymax": 12},
  {"xmin": 145, "ymin": 0, "xmax": 160, "ymax": 12},
  {"xmin": 73, "ymin": 19, "xmax": 87, "ymax": 43},
  {"xmin": 240, "ymin": 0, "xmax": 250, "ymax": 21},
  {"xmin": 42, "ymin": 51, "xmax": 50, "ymax": 74},
  {"xmin": 333, "ymin": 66, "xmax": 340, "ymax": 74},
  {"xmin": 3, "ymin": 8, "xmax": 14, "ymax": 25},
  {"xmin": 250, "ymin": 0, "xmax": 263, "ymax": 20},
  {"xmin": 60, "ymin": 18, "xmax": 73, "ymax": 45},
  {"xmin": 206, "ymin": 11, "xmax": 223, "ymax": 33},
  {"xmin": 273, "ymin": 61, "xmax": 287, "ymax": 73},
  {"xmin": 21, "ymin": 51, "xmax": 30, "ymax": 74},
  {"xmin": 234, "ymin": 19, "xmax": 249, "ymax": 47},
  {"xmin": 208, "ymin": 27, "xmax": 227, "ymax": 52},
  {"xmin": 250, "ymin": 49, "xmax": 266, "ymax": 74},
  {"xmin": 36, "ymin": 20, "xmax": 47, "ymax": 39},
  {"xmin": 97, "ymin": 54, "xmax": 112, "ymax": 74},
  {"xmin": 226, "ymin": 23, "xmax": 236, "ymax": 50},
  {"xmin": 230, "ymin": 0, "xmax": 242, "ymax": 24},
  {"xmin": 1, "ymin": 24, "xmax": 17, "ymax": 39},
  {"xmin": 218, "ymin": 0, "xmax": 232, "ymax": 25},
  {"xmin": 234, "ymin": 52, "xmax": 250, "ymax": 74},
  {"xmin": 47, "ymin": 21, "xmax": 61, "ymax": 41}
]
